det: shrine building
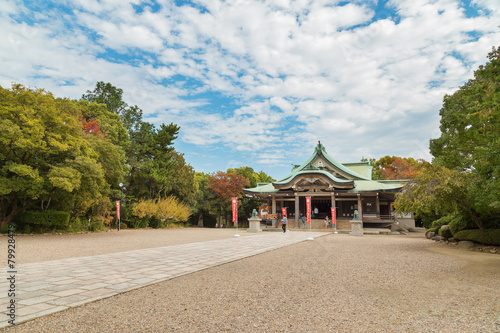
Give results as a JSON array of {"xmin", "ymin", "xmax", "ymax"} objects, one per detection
[{"xmin": 243, "ymin": 142, "xmax": 414, "ymax": 231}]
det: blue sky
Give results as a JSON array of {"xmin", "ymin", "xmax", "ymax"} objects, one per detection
[{"xmin": 1, "ymin": 0, "xmax": 499, "ymax": 179}]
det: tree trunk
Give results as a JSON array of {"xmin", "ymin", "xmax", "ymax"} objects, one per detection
[{"xmin": 197, "ymin": 212, "xmax": 204, "ymax": 227}]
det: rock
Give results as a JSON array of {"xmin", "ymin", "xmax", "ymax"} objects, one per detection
[
  {"xmin": 490, "ymin": 249, "xmax": 497, "ymax": 254},
  {"xmin": 457, "ymin": 241, "xmax": 475, "ymax": 250},
  {"xmin": 448, "ymin": 238, "xmax": 457, "ymax": 243},
  {"xmin": 426, "ymin": 231, "xmax": 436, "ymax": 239},
  {"xmin": 434, "ymin": 236, "xmax": 444, "ymax": 241}
]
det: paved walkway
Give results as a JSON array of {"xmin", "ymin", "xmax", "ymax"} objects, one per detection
[{"xmin": 1, "ymin": 231, "xmax": 326, "ymax": 328}]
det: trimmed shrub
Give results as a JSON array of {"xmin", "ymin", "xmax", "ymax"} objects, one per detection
[
  {"xmin": 438, "ymin": 225, "xmax": 452, "ymax": 240},
  {"xmin": 425, "ymin": 227, "xmax": 439, "ymax": 237},
  {"xmin": 17, "ymin": 211, "xmax": 70, "ymax": 231},
  {"xmin": 454, "ymin": 229, "xmax": 500, "ymax": 246},
  {"xmin": 431, "ymin": 215, "xmax": 454, "ymax": 229},
  {"xmin": 449, "ymin": 214, "xmax": 477, "ymax": 235}
]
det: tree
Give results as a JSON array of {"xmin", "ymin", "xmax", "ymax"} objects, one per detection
[
  {"xmin": 397, "ymin": 47, "xmax": 500, "ymax": 231},
  {"xmin": 82, "ymin": 81, "xmax": 128, "ymax": 115},
  {"xmin": 394, "ymin": 164, "xmax": 483, "ymax": 229},
  {"xmin": 0, "ymin": 84, "xmax": 111, "ymax": 226},
  {"xmin": 82, "ymin": 82, "xmax": 182, "ymax": 204},
  {"xmin": 226, "ymin": 166, "xmax": 275, "ymax": 219},
  {"xmin": 370, "ymin": 156, "xmax": 427, "ymax": 180},
  {"xmin": 209, "ymin": 171, "xmax": 249, "ymax": 227}
]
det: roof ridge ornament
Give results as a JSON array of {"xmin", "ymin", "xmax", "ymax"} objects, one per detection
[{"xmin": 315, "ymin": 140, "xmax": 326, "ymax": 153}]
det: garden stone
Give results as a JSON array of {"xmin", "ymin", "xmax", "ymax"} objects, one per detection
[
  {"xmin": 457, "ymin": 241, "xmax": 474, "ymax": 250},
  {"xmin": 434, "ymin": 236, "xmax": 444, "ymax": 241},
  {"xmin": 426, "ymin": 231, "xmax": 435, "ymax": 239}
]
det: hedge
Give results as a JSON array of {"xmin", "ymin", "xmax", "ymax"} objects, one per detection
[
  {"xmin": 16, "ymin": 211, "xmax": 70, "ymax": 229},
  {"xmin": 431, "ymin": 215, "xmax": 453, "ymax": 229},
  {"xmin": 449, "ymin": 214, "xmax": 476, "ymax": 235},
  {"xmin": 454, "ymin": 229, "xmax": 500, "ymax": 246},
  {"xmin": 425, "ymin": 227, "xmax": 439, "ymax": 237}
]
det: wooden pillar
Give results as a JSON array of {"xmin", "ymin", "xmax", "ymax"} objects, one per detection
[
  {"xmin": 376, "ymin": 193, "xmax": 380, "ymax": 216},
  {"xmin": 331, "ymin": 192, "xmax": 336, "ymax": 218},
  {"xmin": 295, "ymin": 193, "xmax": 299, "ymax": 228},
  {"xmin": 272, "ymin": 196, "xmax": 276, "ymax": 214},
  {"xmin": 357, "ymin": 194, "xmax": 363, "ymax": 220}
]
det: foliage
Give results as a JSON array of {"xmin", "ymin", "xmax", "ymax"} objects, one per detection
[
  {"xmin": 370, "ymin": 156, "xmax": 428, "ymax": 180},
  {"xmin": 16, "ymin": 210, "xmax": 70, "ymax": 232},
  {"xmin": 208, "ymin": 171, "xmax": 250, "ymax": 227},
  {"xmin": 428, "ymin": 46, "xmax": 500, "ymax": 228},
  {"xmin": 438, "ymin": 225, "xmax": 452, "ymax": 240},
  {"xmin": 156, "ymin": 195, "xmax": 191, "ymax": 227},
  {"xmin": 226, "ymin": 166, "xmax": 275, "ymax": 219},
  {"xmin": 449, "ymin": 214, "xmax": 477, "ymax": 236},
  {"xmin": 431, "ymin": 215, "xmax": 454, "ymax": 229},
  {"xmin": 17, "ymin": 210, "xmax": 69, "ymax": 227},
  {"xmin": 0, "ymin": 84, "xmax": 113, "ymax": 227},
  {"xmin": 454, "ymin": 229, "xmax": 500, "ymax": 246},
  {"xmin": 163, "ymin": 151, "xmax": 196, "ymax": 205},
  {"xmin": 131, "ymin": 196, "xmax": 191, "ymax": 228},
  {"xmin": 82, "ymin": 81, "xmax": 128, "ymax": 115},
  {"xmin": 425, "ymin": 227, "xmax": 439, "ymax": 237}
]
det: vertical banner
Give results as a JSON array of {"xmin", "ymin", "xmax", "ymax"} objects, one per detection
[
  {"xmin": 231, "ymin": 197, "xmax": 238, "ymax": 223},
  {"xmin": 331, "ymin": 207, "xmax": 336, "ymax": 225},
  {"xmin": 306, "ymin": 197, "xmax": 311, "ymax": 223},
  {"xmin": 281, "ymin": 207, "xmax": 287, "ymax": 218},
  {"xmin": 116, "ymin": 201, "xmax": 120, "ymax": 220}
]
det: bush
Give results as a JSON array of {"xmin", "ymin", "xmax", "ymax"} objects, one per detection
[
  {"xmin": 449, "ymin": 214, "xmax": 477, "ymax": 235},
  {"xmin": 431, "ymin": 215, "xmax": 453, "ymax": 229},
  {"xmin": 16, "ymin": 210, "xmax": 70, "ymax": 232},
  {"xmin": 454, "ymin": 229, "xmax": 500, "ymax": 246},
  {"xmin": 68, "ymin": 217, "xmax": 88, "ymax": 233},
  {"xmin": 1, "ymin": 225, "xmax": 9, "ymax": 234},
  {"xmin": 438, "ymin": 225, "xmax": 452, "ymax": 240},
  {"xmin": 425, "ymin": 227, "xmax": 439, "ymax": 236}
]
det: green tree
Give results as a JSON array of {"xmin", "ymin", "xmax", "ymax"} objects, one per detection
[
  {"xmin": 0, "ymin": 84, "xmax": 111, "ymax": 226},
  {"xmin": 397, "ymin": 47, "xmax": 500, "ymax": 231},
  {"xmin": 82, "ymin": 81, "xmax": 128, "ymax": 115}
]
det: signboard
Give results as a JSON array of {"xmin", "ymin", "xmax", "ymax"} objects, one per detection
[
  {"xmin": 331, "ymin": 207, "xmax": 336, "ymax": 225},
  {"xmin": 281, "ymin": 207, "xmax": 287, "ymax": 218},
  {"xmin": 306, "ymin": 197, "xmax": 311, "ymax": 223},
  {"xmin": 116, "ymin": 201, "xmax": 120, "ymax": 220},
  {"xmin": 231, "ymin": 197, "xmax": 238, "ymax": 223},
  {"xmin": 267, "ymin": 214, "xmax": 278, "ymax": 219}
]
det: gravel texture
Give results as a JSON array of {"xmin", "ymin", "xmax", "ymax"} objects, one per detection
[{"xmin": 2, "ymin": 229, "xmax": 500, "ymax": 332}]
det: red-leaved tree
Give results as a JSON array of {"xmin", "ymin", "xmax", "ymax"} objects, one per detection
[{"xmin": 208, "ymin": 171, "xmax": 249, "ymax": 227}]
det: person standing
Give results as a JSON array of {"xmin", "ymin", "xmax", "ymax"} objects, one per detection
[
  {"xmin": 324, "ymin": 216, "xmax": 330, "ymax": 229},
  {"xmin": 301, "ymin": 215, "xmax": 306, "ymax": 229},
  {"xmin": 282, "ymin": 216, "xmax": 287, "ymax": 233}
]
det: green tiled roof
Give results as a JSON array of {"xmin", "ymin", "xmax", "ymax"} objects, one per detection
[{"xmin": 243, "ymin": 142, "xmax": 405, "ymax": 195}]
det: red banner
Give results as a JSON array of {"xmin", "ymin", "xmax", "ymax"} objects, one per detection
[
  {"xmin": 281, "ymin": 207, "xmax": 287, "ymax": 218},
  {"xmin": 306, "ymin": 197, "xmax": 311, "ymax": 223},
  {"xmin": 116, "ymin": 201, "xmax": 120, "ymax": 220},
  {"xmin": 232, "ymin": 197, "xmax": 238, "ymax": 223},
  {"xmin": 331, "ymin": 207, "xmax": 336, "ymax": 225}
]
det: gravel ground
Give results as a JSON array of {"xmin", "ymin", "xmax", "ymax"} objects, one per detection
[{"xmin": 2, "ymin": 230, "xmax": 500, "ymax": 332}]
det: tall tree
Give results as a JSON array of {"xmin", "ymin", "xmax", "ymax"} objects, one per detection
[
  {"xmin": 397, "ymin": 47, "xmax": 500, "ymax": 231},
  {"xmin": 82, "ymin": 81, "xmax": 128, "ymax": 115}
]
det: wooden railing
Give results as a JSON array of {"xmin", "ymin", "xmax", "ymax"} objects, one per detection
[{"xmin": 362, "ymin": 214, "xmax": 396, "ymax": 223}]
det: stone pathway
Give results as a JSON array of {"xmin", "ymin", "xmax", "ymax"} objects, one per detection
[{"xmin": 0, "ymin": 231, "xmax": 326, "ymax": 328}]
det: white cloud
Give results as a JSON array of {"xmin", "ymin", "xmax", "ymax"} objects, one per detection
[{"xmin": 1, "ymin": 0, "xmax": 499, "ymax": 176}]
